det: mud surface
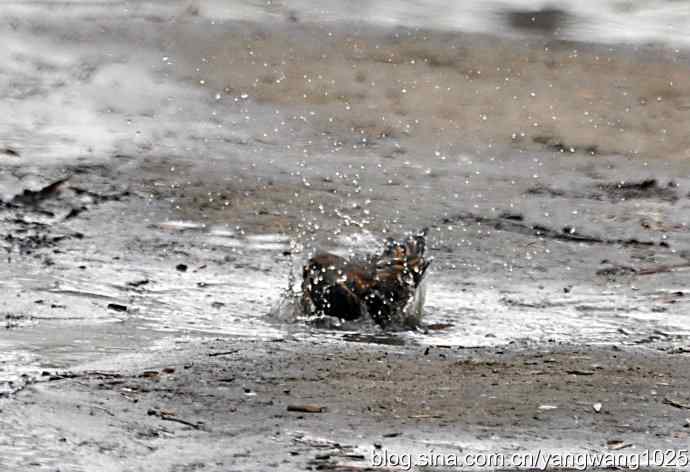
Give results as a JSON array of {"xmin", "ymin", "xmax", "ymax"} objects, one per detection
[
  {"xmin": 2, "ymin": 1, "xmax": 690, "ymax": 471},
  {"xmin": 4, "ymin": 342, "xmax": 690, "ymax": 471}
]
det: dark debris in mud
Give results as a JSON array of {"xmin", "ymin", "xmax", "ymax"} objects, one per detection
[
  {"xmin": 596, "ymin": 261, "xmax": 690, "ymax": 279},
  {"xmin": 595, "ymin": 178, "xmax": 679, "ymax": 202},
  {"xmin": 503, "ymin": 7, "xmax": 571, "ymax": 34},
  {"xmin": 595, "ymin": 264, "xmax": 639, "ymax": 279},
  {"xmin": 532, "ymin": 135, "xmax": 598, "ymax": 155},
  {"xmin": 341, "ymin": 333, "xmax": 407, "ymax": 346},
  {"xmin": 126, "ymin": 278, "xmax": 150, "ymax": 288},
  {"xmin": 525, "ymin": 184, "xmax": 571, "ymax": 198},
  {"xmin": 70, "ymin": 185, "xmax": 130, "ymax": 204},
  {"xmin": 2, "ymin": 177, "xmax": 70, "ymax": 207},
  {"xmin": 0, "ymin": 369, "xmax": 82, "ymax": 398},
  {"xmin": 4, "ymin": 312, "xmax": 31, "ymax": 330},
  {"xmin": 3, "ymin": 230, "xmax": 84, "ymax": 255},
  {"xmin": 147, "ymin": 408, "xmax": 207, "ymax": 430},
  {"xmin": 0, "ymin": 173, "xmax": 130, "ymax": 254},
  {"xmin": 526, "ymin": 178, "xmax": 679, "ymax": 203},
  {"xmin": 106, "ymin": 303, "xmax": 128, "ymax": 312},
  {"xmin": 1, "ymin": 146, "xmax": 20, "ymax": 157},
  {"xmin": 440, "ymin": 211, "xmax": 668, "ymax": 248}
]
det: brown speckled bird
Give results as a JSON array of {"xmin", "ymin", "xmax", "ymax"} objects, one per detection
[{"xmin": 301, "ymin": 229, "xmax": 431, "ymax": 327}]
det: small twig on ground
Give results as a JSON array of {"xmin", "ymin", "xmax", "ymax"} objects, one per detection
[
  {"xmin": 566, "ymin": 369, "xmax": 596, "ymax": 376},
  {"xmin": 147, "ymin": 409, "xmax": 204, "ymax": 430},
  {"xmin": 91, "ymin": 405, "xmax": 115, "ymax": 416},
  {"xmin": 208, "ymin": 350, "xmax": 239, "ymax": 357},
  {"xmin": 635, "ymin": 263, "xmax": 690, "ymax": 276},
  {"xmin": 84, "ymin": 371, "xmax": 123, "ymax": 378},
  {"xmin": 663, "ymin": 397, "xmax": 690, "ymax": 410},
  {"xmin": 287, "ymin": 404, "xmax": 326, "ymax": 413}
]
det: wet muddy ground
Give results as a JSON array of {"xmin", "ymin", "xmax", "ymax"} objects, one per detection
[
  {"xmin": 2, "ymin": 1, "xmax": 690, "ymax": 470},
  {"xmin": 4, "ymin": 342, "xmax": 690, "ymax": 471}
]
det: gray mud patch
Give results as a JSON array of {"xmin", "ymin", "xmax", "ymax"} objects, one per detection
[
  {"xmin": 4, "ymin": 341, "xmax": 690, "ymax": 471},
  {"xmin": 527, "ymin": 178, "xmax": 681, "ymax": 203},
  {"xmin": 2, "ymin": 3, "xmax": 690, "ymax": 470}
]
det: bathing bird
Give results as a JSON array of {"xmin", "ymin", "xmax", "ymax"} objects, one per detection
[{"xmin": 301, "ymin": 229, "xmax": 431, "ymax": 327}]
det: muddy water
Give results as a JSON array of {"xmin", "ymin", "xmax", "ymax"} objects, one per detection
[
  {"xmin": 3, "ymin": 212, "xmax": 689, "ymax": 392},
  {"xmin": 18, "ymin": 0, "xmax": 682, "ymax": 46},
  {"xmin": 2, "ymin": 1, "xmax": 690, "ymax": 468},
  {"xmin": 198, "ymin": 0, "xmax": 690, "ymax": 47}
]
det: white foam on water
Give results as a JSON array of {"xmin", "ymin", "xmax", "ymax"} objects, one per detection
[
  {"xmin": 205, "ymin": 233, "xmax": 290, "ymax": 252},
  {"xmin": 158, "ymin": 220, "xmax": 207, "ymax": 231},
  {"xmin": 416, "ymin": 280, "xmax": 690, "ymax": 347},
  {"xmin": 247, "ymin": 233, "xmax": 290, "ymax": 243}
]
